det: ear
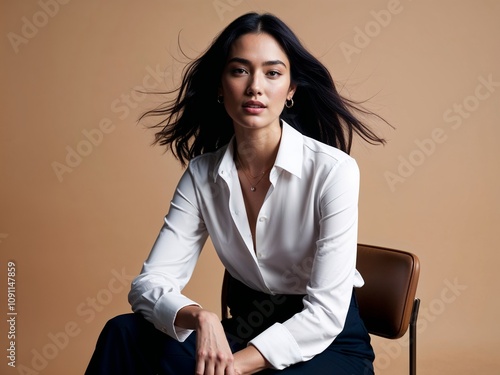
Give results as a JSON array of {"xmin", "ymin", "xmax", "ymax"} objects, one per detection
[{"xmin": 287, "ymin": 83, "xmax": 297, "ymax": 99}]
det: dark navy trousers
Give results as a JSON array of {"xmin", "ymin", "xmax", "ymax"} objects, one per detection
[{"xmin": 86, "ymin": 277, "xmax": 374, "ymax": 374}]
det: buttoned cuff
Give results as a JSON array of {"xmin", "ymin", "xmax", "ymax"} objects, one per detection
[
  {"xmin": 248, "ymin": 323, "xmax": 302, "ymax": 370},
  {"xmin": 152, "ymin": 293, "xmax": 200, "ymax": 342}
]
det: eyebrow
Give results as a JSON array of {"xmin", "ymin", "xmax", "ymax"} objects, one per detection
[{"xmin": 226, "ymin": 57, "xmax": 287, "ymax": 68}]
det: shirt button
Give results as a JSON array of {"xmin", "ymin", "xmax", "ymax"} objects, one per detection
[{"xmin": 259, "ymin": 216, "xmax": 267, "ymax": 222}]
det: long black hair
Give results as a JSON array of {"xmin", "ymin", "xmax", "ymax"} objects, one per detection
[{"xmin": 141, "ymin": 12, "xmax": 386, "ymax": 166}]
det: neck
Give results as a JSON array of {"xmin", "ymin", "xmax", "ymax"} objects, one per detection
[{"xmin": 233, "ymin": 125, "xmax": 282, "ymax": 175}]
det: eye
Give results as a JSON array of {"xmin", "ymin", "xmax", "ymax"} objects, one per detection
[
  {"xmin": 267, "ymin": 70, "xmax": 282, "ymax": 78},
  {"xmin": 231, "ymin": 68, "xmax": 248, "ymax": 75}
]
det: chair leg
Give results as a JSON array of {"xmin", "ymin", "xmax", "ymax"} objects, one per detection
[{"xmin": 409, "ymin": 298, "xmax": 420, "ymax": 375}]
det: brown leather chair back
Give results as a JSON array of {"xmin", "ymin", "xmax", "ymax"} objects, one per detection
[{"xmin": 356, "ymin": 244, "xmax": 420, "ymax": 339}]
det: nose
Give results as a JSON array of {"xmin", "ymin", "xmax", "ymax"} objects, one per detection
[{"xmin": 246, "ymin": 74, "xmax": 262, "ymax": 96}]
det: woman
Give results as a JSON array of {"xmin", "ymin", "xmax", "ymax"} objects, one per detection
[{"xmin": 86, "ymin": 12, "xmax": 385, "ymax": 375}]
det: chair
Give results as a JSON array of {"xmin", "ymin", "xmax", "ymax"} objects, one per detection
[
  {"xmin": 356, "ymin": 244, "xmax": 420, "ymax": 375},
  {"xmin": 221, "ymin": 244, "xmax": 421, "ymax": 374}
]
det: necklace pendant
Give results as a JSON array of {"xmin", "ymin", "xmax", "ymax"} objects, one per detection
[{"xmin": 250, "ymin": 186, "xmax": 256, "ymax": 192}]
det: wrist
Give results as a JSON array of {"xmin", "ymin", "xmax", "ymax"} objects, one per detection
[
  {"xmin": 174, "ymin": 305, "xmax": 203, "ymax": 330},
  {"xmin": 193, "ymin": 308, "xmax": 219, "ymax": 328},
  {"xmin": 233, "ymin": 345, "xmax": 269, "ymax": 375}
]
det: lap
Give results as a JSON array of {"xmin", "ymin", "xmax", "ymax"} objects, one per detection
[
  {"xmin": 88, "ymin": 313, "xmax": 198, "ymax": 375},
  {"xmin": 89, "ymin": 282, "xmax": 373, "ymax": 374},
  {"xmin": 99, "ymin": 308, "xmax": 373, "ymax": 375},
  {"xmin": 258, "ymin": 349, "xmax": 373, "ymax": 375}
]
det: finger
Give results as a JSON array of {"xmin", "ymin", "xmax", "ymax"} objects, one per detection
[
  {"xmin": 205, "ymin": 360, "xmax": 215, "ymax": 375},
  {"xmin": 195, "ymin": 358, "xmax": 205, "ymax": 375},
  {"xmin": 223, "ymin": 363, "xmax": 235, "ymax": 375},
  {"xmin": 215, "ymin": 354, "xmax": 234, "ymax": 375},
  {"xmin": 199, "ymin": 354, "xmax": 215, "ymax": 375},
  {"xmin": 214, "ymin": 363, "xmax": 230, "ymax": 375}
]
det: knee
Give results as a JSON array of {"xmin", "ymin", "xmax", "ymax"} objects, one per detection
[
  {"xmin": 104, "ymin": 313, "xmax": 136, "ymax": 326},
  {"xmin": 101, "ymin": 313, "xmax": 144, "ymax": 338}
]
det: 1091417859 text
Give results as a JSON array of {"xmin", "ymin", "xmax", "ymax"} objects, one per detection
[{"xmin": 6, "ymin": 261, "xmax": 17, "ymax": 368}]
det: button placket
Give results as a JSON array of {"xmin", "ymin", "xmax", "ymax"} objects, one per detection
[
  {"xmin": 255, "ymin": 213, "xmax": 269, "ymax": 260},
  {"xmin": 223, "ymin": 167, "xmax": 254, "ymax": 255}
]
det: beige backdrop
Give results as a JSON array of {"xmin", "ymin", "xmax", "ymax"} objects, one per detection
[{"xmin": 1, "ymin": 0, "xmax": 499, "ymax": 374}]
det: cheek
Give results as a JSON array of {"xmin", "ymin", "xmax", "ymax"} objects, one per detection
[
  {"xmin": 268, "ymin": 85, "xmax": 291, "ymax": 104},
  {"xmin": 221, "ymin": 86, "xmax": 240, "ymax": 116},
  {"xmin": 221, "ymin": 81, "xmax": 241, "ymax": 101},
  {"xmin": 225, "ymin": 84, "xmax": 239, "ymax": 98},
  {"xmin": 222, "ymin": 87, "xmax": 239, "ymax": 108}
]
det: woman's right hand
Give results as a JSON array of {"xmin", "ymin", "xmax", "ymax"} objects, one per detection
[
  {"xmin": 176, "ymin": 306, "xmax": 235, "ymax": 375},
  {"xmin": 194, "ymin": 309, "xmax": 235, "ymax": 375}
]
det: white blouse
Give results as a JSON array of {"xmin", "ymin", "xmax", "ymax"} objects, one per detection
[{"xmin": 128, "ymin": 121, "xmax": 364, "ymax": 370}]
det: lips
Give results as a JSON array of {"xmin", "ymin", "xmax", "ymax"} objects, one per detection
[{"xmin": 243, "ymin": 100, "xmax": 266, "ymax": 108}]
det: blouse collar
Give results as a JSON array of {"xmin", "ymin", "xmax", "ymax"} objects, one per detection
[{"xmin": 214, "ymin": 120, "xmax": 304, "ymax": 182}]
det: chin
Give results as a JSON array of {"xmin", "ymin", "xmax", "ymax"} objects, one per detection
[{"xmin": 235, "ymin": 116, "xmax": 279, "ymax": 130}]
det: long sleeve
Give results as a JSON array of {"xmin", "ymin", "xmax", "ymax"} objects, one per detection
[
  {"xmin": 126, "ymin": 122, "xmax": 364, "ymax": 369},
  {"xmin": 248, "ymin": 157, "xmax": 360, "ymax": 369},
  {"xmin": 128, "ymin": 168, "xmax": 208, "ymax": 341}
]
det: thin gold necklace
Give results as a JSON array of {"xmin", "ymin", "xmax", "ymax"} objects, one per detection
[
  {"xmin": 236, "ymin": 154, "xmax": 270, "ymax": 192},
  {"xmin": 240, "ymin": 168, "xmax": 268, "ymax": 192}
]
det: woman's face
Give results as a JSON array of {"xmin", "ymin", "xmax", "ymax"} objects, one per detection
[{"xmin": 220, "ymin": 32, "xmax": 296, "ymax": 132}]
